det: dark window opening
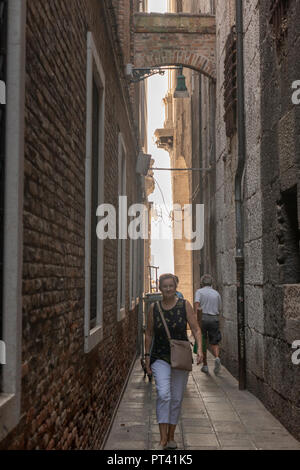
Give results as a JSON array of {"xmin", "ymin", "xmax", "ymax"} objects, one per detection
[
  {"xmin": 269, "ymin": 0, "xmax": 290, "ymax": 52},
  {"xmin": 277, "ymin": 186, "xmax": 300, "ymax": 284},
  {"xmin": 130, "ymin": 239, "xmax": 135, "ymax": 304},
  {"xmin": 224, "ymin": 26, "xmax": 237, "ymax": 138},
  {"xmin": 120, "ymin": 154, "xmax": 126, "ymax": 310},
  {"xmin": 0, "ymin": 0, "xmax": 8, "ymax": 392},
  {"xmin": 90, "ymin": 78, "xmax": 100, "ymax": 328}
]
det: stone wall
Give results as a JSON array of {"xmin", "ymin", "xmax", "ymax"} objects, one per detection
[
  {"xmin": 242, "ymin": 0, "xmax": 264, "ymax": 408},
  {"xmin": 161, "ymin": 0, "xmax": 300, "ymax": 441},
  {"xmin": 198, "ymin": 0, "xmax": 300, "ymax": 441},
  {"xmin": 0, "ymin": 0, "xmax": 140, "ymax": 450},
  {"xmin": 211, "ymin": 0, "xmax": 238, "ymax": 378},
  {"xmin": 258, "ymin": 0, "xmax": 300, "ymax": 440}
]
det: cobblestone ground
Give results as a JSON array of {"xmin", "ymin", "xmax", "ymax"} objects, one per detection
[{"xmin": 104, "ymin": 352, "xmax": 300, "ymax": 450}]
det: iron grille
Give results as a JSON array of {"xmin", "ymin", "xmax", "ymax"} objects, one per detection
[
  {"xmin": 269, "ymin": 0, "xmax": 290, "ymax": 47},
  {"xmin": 0, "ymin": 0, "xmax": 8, "ymax": 390},
  {"xmin": 224, "ymin": 26, "xmax": 237, "ymax": 138}
]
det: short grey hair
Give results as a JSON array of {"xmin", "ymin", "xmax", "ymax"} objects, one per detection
[{"xmin": 200, "ymin": 274, "xmax": 213, "ymax": 287}]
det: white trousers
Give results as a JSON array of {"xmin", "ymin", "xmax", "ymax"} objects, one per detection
[{"xmin": 151, "ymin": 359, "xmax": 189, "ymax": 425}]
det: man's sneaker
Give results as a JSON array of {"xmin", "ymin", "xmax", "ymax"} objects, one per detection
[
  {"xmin": 166, "ymin": 440, "xmax": 177, "ymax": 449},
  {"xmin": 201, "ymin": 365, "xmax": 209, "ymax": 374},
  {"xmin": 214, "ymin": 357, "xmax": 221, "ymax": 375}
]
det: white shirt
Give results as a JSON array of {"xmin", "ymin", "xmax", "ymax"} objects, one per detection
[{"xmin": 194, "ymin": 286, "xmax": 222, "ymax": 315}]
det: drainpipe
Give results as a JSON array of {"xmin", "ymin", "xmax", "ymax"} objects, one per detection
[
  {"xmin": 235, "ymin": 0, "xmax": 247, "ymax": 390},
  {"xmin": 137, "ymin": 176, "xmax": 145, "ymax": 356}
]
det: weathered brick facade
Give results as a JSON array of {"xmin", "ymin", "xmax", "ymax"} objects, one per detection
[
  {"xmin": 0, "ymin": 0, "xmax": 144, "ymax": 449},
  {"xmin": 133, "ymin": 13, "xmax": 216, "ymax": 79}
]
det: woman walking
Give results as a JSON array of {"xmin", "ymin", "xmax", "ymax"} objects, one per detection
[{"xmin": 145, "ymin": 273, "xmax": 203, "ymax": 450}]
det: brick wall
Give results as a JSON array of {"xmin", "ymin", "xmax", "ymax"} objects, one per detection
[
  {"xmin": 133, "ymin": 13, "xmax": 216, "ymax": 79},
  {"xmin": 0, "ymin": 0, "xmax": 140, "ymax": 450}
]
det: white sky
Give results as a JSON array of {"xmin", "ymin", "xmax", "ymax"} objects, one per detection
[
  {"xmin": 147, "ymin": 0, "xmax": 168, "ymax": 13},
  {"xmin": 147, "ymin": 0, "xmax": 174, "ymax": 279}
]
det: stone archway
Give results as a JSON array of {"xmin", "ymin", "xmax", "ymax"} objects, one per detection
[{"xmin": 133, "ymin": 13, "xmax": 216, "ymax": 79}]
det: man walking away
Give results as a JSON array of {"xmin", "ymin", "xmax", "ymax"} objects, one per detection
[{"xmin": 194, "ymin": 275, "xmax": 222, "ymax": 375}]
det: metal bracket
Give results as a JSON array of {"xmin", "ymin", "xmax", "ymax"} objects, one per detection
[{"xmin": 126, "ymin": 64, "xmax": 181, "ymax": 83}]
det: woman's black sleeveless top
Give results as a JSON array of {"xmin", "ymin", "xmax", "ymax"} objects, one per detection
[{"xmin": 150, "ymin": 298, "xmax": 188, "ymax": 365}]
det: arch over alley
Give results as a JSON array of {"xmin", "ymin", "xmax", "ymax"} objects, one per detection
[{"xmin": 133, "ymin": 13, "xmax": 216, "ymax": 79}]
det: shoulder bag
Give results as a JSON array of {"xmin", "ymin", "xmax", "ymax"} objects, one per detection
[{"xmin": 156, "ymin": 301, "xmax": 193, "ymax": 371}]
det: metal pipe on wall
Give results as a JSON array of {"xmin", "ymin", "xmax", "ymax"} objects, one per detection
[{"xmin": 235, "ymin": 0, "xmax": 247, "ymax": 390}]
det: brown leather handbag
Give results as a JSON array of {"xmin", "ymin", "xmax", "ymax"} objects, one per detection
[{"xmin": 156, "ymin": 301, "xmax": 193, "ymax": 372}]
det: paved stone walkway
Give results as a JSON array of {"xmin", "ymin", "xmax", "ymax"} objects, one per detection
[{"xmin": 104, "ymin": 352, "xmax": 300, "ymax": 450}]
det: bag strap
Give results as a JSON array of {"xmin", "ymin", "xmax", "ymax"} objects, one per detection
[{"xmin": 156, "ymin": 301, "xmax": 171, "ymax": 341}]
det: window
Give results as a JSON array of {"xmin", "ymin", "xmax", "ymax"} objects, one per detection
[
  {"xmin": 0, "ymin": 0, "xmax": 25, "ymax": 441},
  {"xmin": 90, "ymin": 79, "xmax": 100, "ymax": 329},
  {"xmin": 129, "ymin": 239, "xmax": 135, "ymax": 309},
  {"xmin": 277, "ymin": 186, "xmax": 300, "ymax": 284},
  {"xmin": 136, "ymin": 237, "xmax": 144, "ymax": 299},
  {"xmin": 117, "ymin": 133, "xmax": 127, "ymax": 321},
  {"xmin": 84, "ymin": 32, "xmax": 105, "ymax": 353},
  {"xmin": 129, "ymin": 238, "xmax": 139, "ymax": 309},
  {"xmin": 224, "ymin": 26, "xmax": 237, "ymax": 138},
  {"xmin": 135, "ymin": 238, "xmax": 141, "ymax": 300}
]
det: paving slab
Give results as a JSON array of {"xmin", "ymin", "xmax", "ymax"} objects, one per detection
[
  {"xmin": 103, "ymin": 353, "xmax": 300, "ymax": 450},
  {"xmin": 185, "ymin": 434, "xmax": 219, "ymax": 447}
]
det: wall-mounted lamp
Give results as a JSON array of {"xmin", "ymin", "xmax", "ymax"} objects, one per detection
[
  {"xmin": 173, "ymin": 67, "xmax": 189, "ymax": 99},
  {"xmin": 126, "ymin": 64, "xmax": 167, "ymax": 82},
  {"xmin": 126, "ymin": 63, "xmax": 189, "ymax": 99}
]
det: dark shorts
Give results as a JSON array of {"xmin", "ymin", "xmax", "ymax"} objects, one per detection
[{"xmin": 201, "ymin": 314, "xmax": 222, "ymax": 345}]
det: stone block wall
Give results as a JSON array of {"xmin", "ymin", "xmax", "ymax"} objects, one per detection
[
  {"xmin": 0, "ymin": 0, "xmax": 140, "ymax": 450},
  {"xmin": 169, "ymin": 0, "xmax": 300, "ymax": 441},
  {"xmin": 258, "ymin": 0, "xmax": 300, "ymax": 439},
  {"xmin": 242, "ymin": 0, "xmax": 265, "ymax": 393},
  {"xmin": 213, "ymin": 0, "xmax": 239, "ymax": 376}
]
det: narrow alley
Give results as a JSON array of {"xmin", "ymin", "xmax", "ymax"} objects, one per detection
[
  {"xmin": 104, "ymin": 353, "xmax": 300, "ymax": 450},
  {"xmin": 0, "ymin": 0, "xmax": 299, "ymax": 453}
]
